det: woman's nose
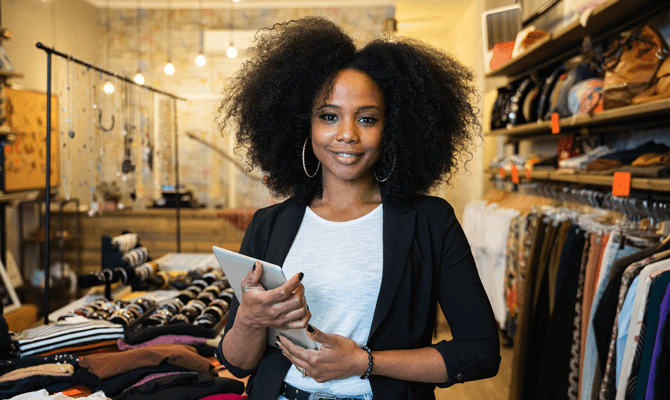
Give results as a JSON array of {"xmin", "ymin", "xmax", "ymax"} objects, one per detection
[{"xmin": 335, "ymin": 118, "xmax": 359, "ymax": 143}]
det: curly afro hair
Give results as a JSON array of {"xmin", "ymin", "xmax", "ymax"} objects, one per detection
[{"xmin": 218, "ymin": 17, "xmax": 480, "ymax": 205}]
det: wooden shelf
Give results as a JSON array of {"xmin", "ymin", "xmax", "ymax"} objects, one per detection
[
  {"xmin": 486, "ymin": 98, "xmax": 670, "ymax": 139},
  {"xmin": 490, "ymin": 167, "xmax": 670, "ymax": 192},
  {"xmin": 485, "ymin": 0, "xmax": 663, "ymax": 79}
]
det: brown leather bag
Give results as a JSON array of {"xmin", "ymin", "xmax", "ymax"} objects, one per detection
[
  {"xmin": 632, "ymin": 55, "xmax": 670, "ymax": 104},
  {"xmin": 602, "ymin": 24, "xmax": 669, "ymax": 109}
]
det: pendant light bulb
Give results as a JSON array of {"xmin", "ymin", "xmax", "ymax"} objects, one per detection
[
  {"xmin": 164, "ymin": 61, "xmax": 175, "ymax": 75},
  {"xmin": 103, "ymin": 81, "xmax": 115, "ymax": 94},
  {"xmin": 227, "ymin": 46, "xmax": 237, "ymax": 58},
  {"xmin": 133, "ymin": 72, "xmax": 145, "ymax": 85},
  {"xmin": 196, "ymin": 54, "xmax": 206, "ymax": 66}
]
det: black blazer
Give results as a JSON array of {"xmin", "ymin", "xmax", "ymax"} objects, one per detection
[{"xmin": 216, "ymin": 195, "xmax": 500, "ymax": 399}]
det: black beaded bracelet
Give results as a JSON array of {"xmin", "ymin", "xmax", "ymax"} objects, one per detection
[{"xmin": 360, "ymin": 345, "xmax": 373, "ymax": 379}]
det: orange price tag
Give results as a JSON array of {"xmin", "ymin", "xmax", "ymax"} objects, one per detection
[
  {"xmin": 526, "ymin": 166, "xmax": 532, "ymax": 180},
  {"xmin": 612, "ymin": 172, "xmax": 631, "ymax": 197},
  {"xmin": 511, "ymin": 165, "xmax": 520, "ymax": 184},
  {"xmin": 60, "ymin": 389, "xmax": 82, "ymax": 396},
  {"xmin": 499, "ymin": 168, "xmax": 505, "ymax": 179},
  {"xmin": 211, "ymin": 360, "xmax": 221, "ymax": 367},
  {"xmin": 551, "ymin": 112, "xmax": 560, "ymax": 134}
]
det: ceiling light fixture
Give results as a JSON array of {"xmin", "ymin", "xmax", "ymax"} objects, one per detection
[
  {"xmin": 134, "ymin": 0, "xmax": 144, "ymax": 84},
  {"xmin": 164, "ymin": 0, "xmax": 175, "ymax": 75},
  {"xmin": 103, "ymin": 0, "xmax": 114, "ymax": 94},
  {"xmin": 196, "ymin": 0, "xmax": 206, "ymax": 66},
  {"xmin": 227, "ymin": 0, "xmax": 237, "ymax": 58}
]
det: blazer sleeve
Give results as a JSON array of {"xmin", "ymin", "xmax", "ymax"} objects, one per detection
[
  {"xmin": 429, "ymin": 203, "xmax": 501, "ymax": 388},
  {"xmin": 215, "ymin": 212, "xmax": 261, "ymax": 378}
]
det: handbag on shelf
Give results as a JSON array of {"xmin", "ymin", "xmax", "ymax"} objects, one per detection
[
  {"xmin": 631, "ymin": 55, "xmax": 670, "ymax": 104},
  {"xmin": 507, "ymin": 77, "xmax": 535, "ymax": 127},
  {"xmin": 545, "ymin": 63, "xmax": 599, "ymax": 119},
  {"xmin": 537, "ymin": 64, "xmax": 566, "ymax": 121},
  {"xmin": 602, "ymin": 23, "xmax": 669, "ymax": 109},
  {"xmin": 491, "ymin": 84, "xmax": 514, "ymax": 130}
]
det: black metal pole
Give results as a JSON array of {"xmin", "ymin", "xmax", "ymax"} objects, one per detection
[
  {"xmin": 35, "ymin": 43, "xmax": 185, "ymax": 101},
  {"xmin": 44, "ymin": 50, "xmax": 52, "ymax": 325},
  {"xmin": 174, "ymin": 98, "xmax": 181, "ymax": 253}
]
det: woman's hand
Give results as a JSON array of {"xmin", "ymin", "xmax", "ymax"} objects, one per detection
[
  {"xmin": 276, "ymin": 326, "xmax": 369, "ymax": 383},
  {"xmin": 236, "ymin": 261, "xmax": 310, "ymax": 331}
]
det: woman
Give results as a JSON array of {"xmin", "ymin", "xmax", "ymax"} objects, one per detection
[{"xmin": 215, "ymin": 17, "xmax": 500, "ymax": 400}]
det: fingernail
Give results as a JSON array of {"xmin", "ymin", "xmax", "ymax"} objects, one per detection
[
  {"xmin": 276, "ymin": 336, "xmax": 280, "ymax": 341},
  {"xmin": 307, "ymin": 324, "xmax": 314, "ymax": 333},
  {"xmin": 252, "ymin": 263, "xmax": 256, "ymax": 272},
  {"xmin": 307, "ymin": 305, "xmax": 310, "ymax": 311},
  {"xmin": 298, "ymin": 272, "xmax": 304, "ymax": 281}
]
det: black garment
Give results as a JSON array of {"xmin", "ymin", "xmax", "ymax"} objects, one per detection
[
  {"xmin": 217, "ymin": 195, "xmax": 501, "ymax": 400},
  {"xmin": 124, "ymin": 323, "xmax": 211, "ymax": 345},
  {"xmin": 0, "ymin": 315, "xmax": 11, "ymax": 360},
  {"xmin": 115, "ymin": 372, "xmax": 244, "ymax": 400},
  {"xmin": 0, "ymin": 353, "xmax": 79, "ymax": 375},
  {"xmin": 592, "ymin": 240, "xmax": 668, "ymax": 369},
  {"xmin": 0, "ymin": 373, "xmax": 77, "ymax": 398},
  {"xmin": 600, "ymin": 141, "xmax": 670, "ymax": 165},
  {"xmin": 74, "ymin": 363, "xmax": 192, "ymax": 397},
  {"xmin": 510, "ymin": 214, "xmax": 547, "ymax": 400},
  {"xmin": 536, "ymin": 225, "xmax": 586, "ymax": 399},
  {"xmin": 653, "ymin": 303, "xmax": 670, "ymax": 399},
  {"xmin": 523, "ymin": 222, "xmax": 560, "ymax": 399},
  {"xmin": 634, "ymin": 272, "xmax": 670, "ymax": 400}
]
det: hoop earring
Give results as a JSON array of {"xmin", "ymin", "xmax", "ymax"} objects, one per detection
[
  {"xmin": 374, "ymin": 147, "xmax": 396, "ymax": 183},
  {"xmin": 302, "ymin": 137, "xmax": 320, "ymax": 178}
]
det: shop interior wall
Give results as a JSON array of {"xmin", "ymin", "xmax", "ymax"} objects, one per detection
[
  {"xmin": 396, "ymin": 0, "xmax": 493, "ymax": 222},
  {"xmin": 2, "ymin": 0, "xmax": 100, "ymax": 284}
]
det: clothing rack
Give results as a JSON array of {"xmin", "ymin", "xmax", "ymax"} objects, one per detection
[
  {"xmin": 35, "ymin": 42, "xmax": 185, "ymax": 325},
  {"xmin": 517, "ymin": 182, "xmax": 670, "ymax": 225}
]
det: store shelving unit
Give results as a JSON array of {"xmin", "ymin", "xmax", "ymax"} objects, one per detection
[{"xmin": 486, "ymin": 0, "xmax": 670, "ymax": 196}]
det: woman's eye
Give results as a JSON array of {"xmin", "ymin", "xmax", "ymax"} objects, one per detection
[
  {"xmin": 319, "ymin": 114, "xmax": 338, "ymax": 122},
  {"xmin": 359, "ymin": 116, "xmax": 378, "ymax": 125}
]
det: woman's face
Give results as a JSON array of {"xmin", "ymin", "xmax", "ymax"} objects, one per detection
[{"xmin": 310, "ymin": 69, "xmax": 385, "ymax": 185}]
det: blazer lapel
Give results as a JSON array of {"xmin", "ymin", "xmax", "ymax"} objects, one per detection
[
  {"xmin": 369, "ymin": 200, "xmax": 415, "ymax": 341},
  {"xmin": 265, "ymin": 201, "xmax": 306, "ymax": 267}
]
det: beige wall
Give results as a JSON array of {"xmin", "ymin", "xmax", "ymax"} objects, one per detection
[
  {"xmin": 2, "ymin": 0, "xmax": 100, "ymax": 281},
  {"xmin": 396, "ymin": 0, "xmax": 488, "ymax": 221},
  {"xmin": 2, "ymin": 0, "xmax": 100, "ymax": 93}
]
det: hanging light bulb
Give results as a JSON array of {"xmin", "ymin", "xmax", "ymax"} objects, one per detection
[
  {"xmin": 227, "ymin": 0, "xmax": 236, "ymax": 58},
  {"xmin": 134, "ymin": 72, "xmax": 145, "ymax": 85},
  {"xmin": 103, "ymin": 80, "xmax": 115, "ymax": 94},
  {"xmin": 227, "ymin": 46, "xmax": 237, "ymax": 58},
  {"xmin": 164, "ymin": 61, "xmax": 175, "ymax": 75},
  {"xmin": 196, "ymin": 0, "xmax": 206, "ymax": 66}
]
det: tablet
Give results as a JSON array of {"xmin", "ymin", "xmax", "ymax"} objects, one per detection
[{"xmin": 212, "ymin": 246, "xmax": 318, "ymax": 350}]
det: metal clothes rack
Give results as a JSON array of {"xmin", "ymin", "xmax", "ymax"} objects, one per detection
[{"xmin": 35, "ymin": 42, "xmax": 186, "ymax": 325}]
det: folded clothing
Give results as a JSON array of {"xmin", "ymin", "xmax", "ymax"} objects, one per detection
[
  {"xmin": 586, "ymin": 159, "xmax": 623, "ymax": 171},
  {"xmin": 599, "ymin": 140, "xmax": 670, "ymax": 165},
  {"xmin": 36, "ymin": 340, "xmax": 119, "ymax": 357},
  {"xmin": 0, "ymin": 363, "xmax": 74, "ymax": 383},
  {"xmin": 79, "ymin": 344, "xmax": 212, "ymax": 380},
  {"xmin": 631, "ymin": 151, "xmax": 670, "ymax": 166},
  {"xmin": 7, "ymin": 389, "xmax": 111, "ymax": 400},
  {"xmin": 14, "ymin": 315, "xmax": 124, "ymax": 357},
  {"xmin": 0, "ymin": 353, "xmax": 79, "ymax": 376},
  {"xmin": 559, "ymin": 145, "xmax": 612, "ymax": 169},
  {"xmin": 124, "ymin": 321, "xmax": 211, "ymax": 345},
  {"xmin": 115, "ymin": 372, "xmax": 244, "ymax": 400},
  {"xmin": 117, "ymin": 335, "xmax": 207, "ymax": 351},
  {"xmin": 74, "ymin": 362, "xmax": 192, "ymax": 397}
]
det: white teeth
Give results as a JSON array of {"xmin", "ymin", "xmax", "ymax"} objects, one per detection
[{"xmin": 338, "ymin": 153, "xmax": 355, "ymax": 158}]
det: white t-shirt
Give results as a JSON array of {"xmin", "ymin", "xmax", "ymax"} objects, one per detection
[{"xmin": 281, "ymin": 204, "xmax": 383, "ymax": 396}]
